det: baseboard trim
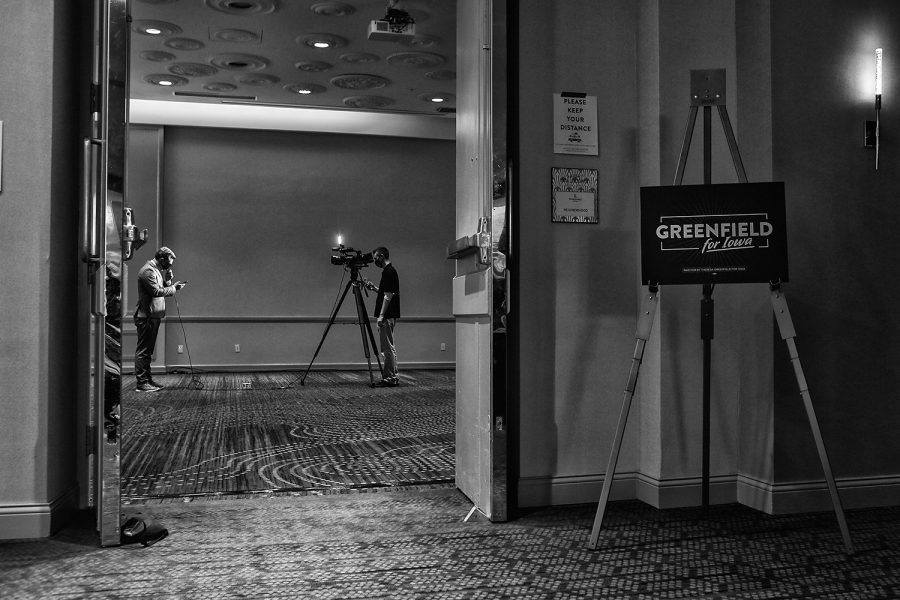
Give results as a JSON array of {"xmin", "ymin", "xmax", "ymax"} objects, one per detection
[
  {"xmin": 518, "ymin": 473, "xmax": 636, "ymax": 508},
  {"xmin": 0, "ymin": 485, "xmax": 80, "ymax": 540},
  {"xmin": 738, "ymin": 473, "xmax": 900, "ymax": 514},
  {"xmin": 519, "ymin": 472, "xmax": 900, "ymax": 513},
  {"xmin": 635, "ymin": 473, "xmax": 737, "ymax": 508},
  {"xmin": 158, "ymin": 361, "xmax": 456, "ymax": 373},
  {"xmin": 123, "ymin": 314, "xmax": 455, "ymax": 324}
]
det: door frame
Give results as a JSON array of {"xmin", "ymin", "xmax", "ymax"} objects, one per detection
[
  {"xmin": 84, "ymin": 0, "xmax": 517, "ymax": 543},
  {"xmin": 453, "ymin": 0, "xmax": 514, "ymax": 522}
]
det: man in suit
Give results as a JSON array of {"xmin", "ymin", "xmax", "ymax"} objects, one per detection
[{"xmin": 134, "ymin": 247, "xmax": 186, "ymax": 392}]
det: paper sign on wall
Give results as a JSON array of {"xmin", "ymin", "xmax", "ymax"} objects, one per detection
[{"xmin": 553, "ymin": 92, "xmax": 598, "ymax": 155}]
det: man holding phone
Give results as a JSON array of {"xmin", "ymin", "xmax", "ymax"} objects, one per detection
[{"xmin": 134, "ymin": 246, "xmax": 186, "ymax": 392}]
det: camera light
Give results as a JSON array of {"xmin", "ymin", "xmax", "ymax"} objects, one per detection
[{"xmin": 337, "ymin": 234, "xmax": 343, "ymax": 246}]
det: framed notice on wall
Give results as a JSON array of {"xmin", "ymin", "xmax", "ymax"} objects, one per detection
[
  {"xmin": 640, "ymin": 182, "xmax": 789, "ymax": 285},
  {"xmin": 551, "ymin": 167, "xmax": 598, "ymax": 224}
]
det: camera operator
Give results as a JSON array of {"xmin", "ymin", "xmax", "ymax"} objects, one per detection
[
  {"xmin": 365, "ymin": 246, "xmax": 401, "ymax": 387},
  {"xmin": 134, "ymin": 247, "xmax": 186, "ymax": 392}
]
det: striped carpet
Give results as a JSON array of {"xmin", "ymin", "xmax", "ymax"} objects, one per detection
[{"xmin": 121, "ymin": 370, "xmax": 455, "ymax": 501}]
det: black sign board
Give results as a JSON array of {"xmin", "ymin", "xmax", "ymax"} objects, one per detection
[{"xmin": 641, "ymin": 182, "xmax": 789, "ymax": 285}]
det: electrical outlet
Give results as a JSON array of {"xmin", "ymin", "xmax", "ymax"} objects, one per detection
[
  {"xmin": 177, "ymin": 345, "xmax": 184, "ymax": 354},
  {"xmin": 440, "ymin": 342, "xmax": 446, "ymax": 351},
  {"xmin": 234, "ymin": 344, "xmax": 241, "ymax": 353}
]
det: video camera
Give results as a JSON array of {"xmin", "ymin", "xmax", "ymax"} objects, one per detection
[{"xmin": 330, "ymin": 244, "xmax": 373, "ymax": 269}]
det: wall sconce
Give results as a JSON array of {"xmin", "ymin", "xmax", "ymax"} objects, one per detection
[{"xmin": 865, "ymin": 48, "xmax": 883, "ymax": 169}]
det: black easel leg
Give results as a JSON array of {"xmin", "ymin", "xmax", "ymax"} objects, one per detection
[{"xmin": 701, "ymin": 284, "xmax": 714, "ymax": 506}]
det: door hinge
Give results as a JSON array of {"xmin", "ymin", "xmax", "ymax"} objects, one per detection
[
  {"xmin": 90, "ymin": 83, "xmax": 101, "ymax": 116},
  {"xmin": 85, "ymin": 425, "xmax": 97, "ymax": 456}
]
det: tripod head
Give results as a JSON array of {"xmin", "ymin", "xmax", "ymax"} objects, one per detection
[{"xmin": 348, "ymin": 264, "xmax": 365, "ymax": 287}]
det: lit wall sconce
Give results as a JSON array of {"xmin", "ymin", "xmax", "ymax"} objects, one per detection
[{"xmin": 865, "ymin": 47, "xmax": 883, "ymax": 169}]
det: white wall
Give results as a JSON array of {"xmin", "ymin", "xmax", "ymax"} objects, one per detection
[{"xmin": 0, "ymin": 0, "xmax": 81, "ymax": 539}]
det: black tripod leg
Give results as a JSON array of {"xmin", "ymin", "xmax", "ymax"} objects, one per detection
[
  {"xmin": 301, "ymin": 280, "xmax": 353, "ymax": 385},
  {"xmin": 352, "ymin": 285, "xmax": 378, "ymax": 386},
  {"xmin": 358, "ymin": 294, "xmax": 384, "ymax": 378}
]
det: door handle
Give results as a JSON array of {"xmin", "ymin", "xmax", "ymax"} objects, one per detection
[
  {"xmin": 83, "ymin": 138, "xmax": 106, "ymax": 317},
  {"xmin": 82, "ymin": 138, "xmax": 103, "ymax": 267},
  {"xmin": 447, "ymin": 217, "xmax": 491, "ymax": 266},
  {"xmin": 123, "ymin": 207, "xmax": 148, "ymax": 262}
]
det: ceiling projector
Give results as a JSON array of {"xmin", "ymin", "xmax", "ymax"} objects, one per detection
[
  {"xmin": 367, "ymin": 5, "xmax": 416, "ymax": 42},
  {"xmin": 367, "ymin": 19, "xmax": 416, "ymax": 42}
]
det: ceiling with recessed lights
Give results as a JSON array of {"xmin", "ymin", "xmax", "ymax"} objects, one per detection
[{"xmin": 130, "ymin": 0, "xmax": 457, "ymax": 115}]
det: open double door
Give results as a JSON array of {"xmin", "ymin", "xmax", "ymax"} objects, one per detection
[{"xmin": 80, "ymin": 0, "xmax": 512, "ymax": 546}]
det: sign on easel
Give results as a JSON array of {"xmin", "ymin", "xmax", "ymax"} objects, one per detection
[
  {"xmin": 640, "ymin": 182, "xmax": 789, "ymax": 285},
  {"xmin": 591, "ymin": 68, "xmax": 853, "ymax": 556}
]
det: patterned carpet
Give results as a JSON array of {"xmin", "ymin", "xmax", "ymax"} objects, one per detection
[
  {"xmin": 2, "ymin": 489, "xmax": 900, "ymax": 599},
  {"xmin": 121, "ymin": 370, "xmax": 455, "ymax": 501}
]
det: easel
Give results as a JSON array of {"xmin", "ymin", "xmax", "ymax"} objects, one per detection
[
  {"xmin": 587, "ymin": 70, "xmax": 854, "ymax": 554},
  {"xmin": 300, "ymin": 264, "xmax": 383, "ymax": 387}
]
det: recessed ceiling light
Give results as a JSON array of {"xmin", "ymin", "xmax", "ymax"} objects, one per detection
[
  {"xmin": 294, "ymin": 61, "xmax": 333, "ymax": 73},
  {"xmin": 418, "ymin": 92, "xmax": 455, "ymax": 104},
  {"xmin": 164, "ymin": 38, "xmax": 205, "ymax": 51},
  {"xmin": 209, "ymin": 53, "xmax": 270, "ymax": 71},
  {"xmin": 284, "ymin": 83, "xmax": 326, "ymax": 95},
  {"xmin": 310, "ymin": 2, "xmax": 355, "ymax": 17},
  {"xmin": 298, "ymin": 33, "xmax": 347, "ymax": 50},
  {"xmin": 144, "ymin": 73, "xmax": 188, "ymax": 87},
  {"xmin": 132, "ymin": 20, "xmax": 181, "ymax": 37},
  {"xmin": 204, "ymin": 0, "xmax": 276, "ymax": 15}
]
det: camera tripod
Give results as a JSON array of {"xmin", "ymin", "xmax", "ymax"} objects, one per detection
[{"xmin": 300, "ymin": 266, "xmax": 383, "ymax": 387}]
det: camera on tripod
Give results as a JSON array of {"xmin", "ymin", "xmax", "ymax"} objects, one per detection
[
  {"xmin": 330, "ymin": 244, "xmax": 373, "ymax": 269},
  {"xmin": 301, "ymin": 241, "xmax": 383, "ymax": 386}
]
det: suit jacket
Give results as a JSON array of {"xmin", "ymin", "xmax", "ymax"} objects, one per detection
[{"xmin": 135, "ymin": 258, "xmax": 176, "ymax": 318}]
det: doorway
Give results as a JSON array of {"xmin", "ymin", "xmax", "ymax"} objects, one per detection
[
  {"xmin": 119, "ymin": 120, "xmax": 458, "ymax": 501},
  {"xmin": 84, "ymin": 0, "xmax": 510, "ymax": 544}
]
